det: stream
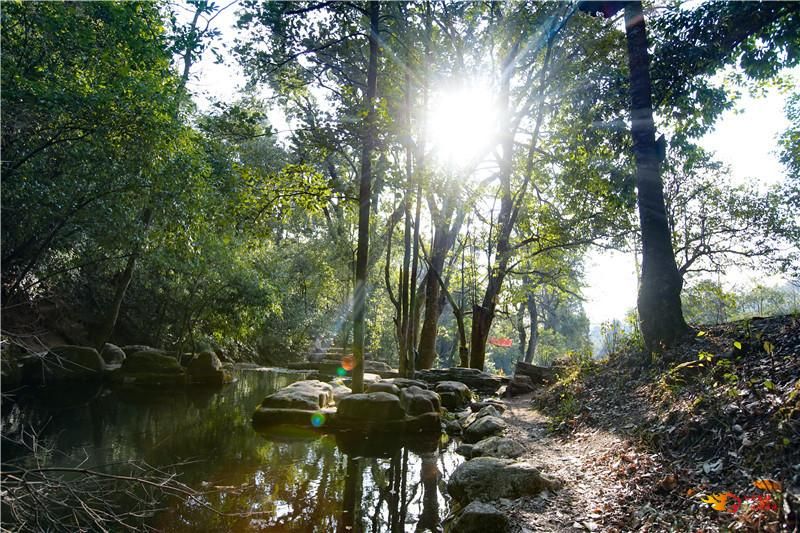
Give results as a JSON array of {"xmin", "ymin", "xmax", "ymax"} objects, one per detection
[{"xmin": 1, "ymin": 367, "xmax": 464, "ymax": 532}]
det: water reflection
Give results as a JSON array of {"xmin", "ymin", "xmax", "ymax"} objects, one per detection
[{"xmin": 1, "ymin": 368, "xmax": 462, "ymax": 532}]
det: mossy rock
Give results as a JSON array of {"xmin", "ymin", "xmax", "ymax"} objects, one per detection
[
  {"xmin": 187, "ymin": 351, "xmax": 232, "ymax": 385},
  {"xmin": 121, "ymin": 345, "xmax": 165, "ymax": 357},
  {"xmin": 122, "ymin": 351, "xmax": 183, "ymax": 374}
]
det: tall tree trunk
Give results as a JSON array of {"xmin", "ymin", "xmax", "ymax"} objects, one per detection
[
  {"xmin": 352, "ymin": 1, "xmax": 380, "ymax": 393},
  {"xmin": 418, "ymin": 253, "xmax": 443, "ymax": 369},
  {"xmin": 524, "ymin": 291, "xmax": 538, "ymax": 363},
  {"xmin": 399, "ymin": 5, "xmax": 414, "ymax": 376},
  {"xmin": 624, "ymin": 1, "xmax": 688, "ymax": 353},
  {"xmin": 406, "ymin": 2, "xmax": 432, "ymax": 377},
  {"xmin": 418, "ymin": 205, "xmax": 464, "ymax": 369},
  {"xmin": 516, "ymin": 302, "xmax": 527, "ymax": 360},
  {"xmin": 469, "ymin": 36, "xmax": 518, "ymax": 370},
  {"xmin": 428, "ymin": 257, "xmax": 468, "ymax": 367}
]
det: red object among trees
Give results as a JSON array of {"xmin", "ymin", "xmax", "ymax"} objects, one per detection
[{"xmin": 488, "ymin": 337, "xmax": 513, "ymax": 348}]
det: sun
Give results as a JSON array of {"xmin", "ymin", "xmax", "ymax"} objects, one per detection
[{"xmin": 427, "ymin": 83, "xmax": 498, "ymax": 167}]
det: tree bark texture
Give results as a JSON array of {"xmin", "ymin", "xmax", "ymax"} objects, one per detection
[
  {"xmin": 624, "ymin": 2, "xmax": 688, "ymax": 353},
  {"xmin": 352, "ymin": 1, "xmax": 379, "ymax": 392}
]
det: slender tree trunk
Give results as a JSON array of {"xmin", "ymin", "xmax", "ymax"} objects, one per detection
[
  {"xmin": 429, "ymin": 258, "xmax": 468, "ymax": 367},
  {"xmin": 469, "ymin": 38, "xmax": 518, "ymax": 370},
  {"xmin": 524, "ymin": 292, "xmax": 538, "ymax": 364},
  {"xmin": 352, "ymin": 1, "xmax": 380, "ymax": 393},
  {"xmin": 95, "ymin": 208, "xmax": 152, "ymax": 348},
  {"xmin": 624, "ymin": 1, "xmax": 688, "ymax": 353},
  {"xmin": 418, "ymin": 220, "xmax": 457, "ymax": 368},
  {"xmin": 516, "ymin": 302, "xmax": 527, "ymax": 360},
  {"xmin": 406, "ymin": 2, "xmax": 431, "ymax": 377},
  {"xmin": 399, "ymin": 7, "xmax": 414, "ymax": 376}
]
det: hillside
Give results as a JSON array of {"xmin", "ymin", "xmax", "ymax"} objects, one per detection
[{"xmin": 515, "ymin": 314, "xmax": 800, "ymax": 531}]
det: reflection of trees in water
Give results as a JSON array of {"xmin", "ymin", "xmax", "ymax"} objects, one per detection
[
  {"xmin": 336, "ymin": 435, "xmax": 460, "ymax": 533},
  {"xmin": 1, "ymin": 371, "xmax": 463, "ymax": 531}
]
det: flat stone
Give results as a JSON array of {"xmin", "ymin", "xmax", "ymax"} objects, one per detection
[
  {"xmin": 416, "ymin": 367, "xmax": 504, "ymax": 394},
  {"xmin": 252, "ymin": 407, "xmax": 335, "ymax": 427},
  {"xmin": 337, "ymin": 392, "xmax": 406, "ymax": 422},
  {"xmin": 260, "ymin": 380, "xmax": 333, "ymax": 410},
  {"xmin": 367, "ymin": 381, "xmax": 401, "ymax": 397},
  {"xmin": 463, "ymin": 416, "xmax": 505, "ymax": 443},
  {"xmin": 471, "ymin": 436, "xmax": 526, "ymax": 459},
  {"xmin": 449, "ymin": 501, "xmax": 509, "ymax": 533},
  {"xmin": 447, "ymin": 457, "xmax": 559, "ymax": 505}
]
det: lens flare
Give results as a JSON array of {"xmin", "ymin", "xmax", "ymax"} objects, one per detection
[
  {"xmin": 310, "ymin": 412, "xmax": 326, "ymax": 428},
  {"xmin": 341, "ymin": 355, "xmax": 355, "ymax": 371},
  {"xmin": 336, "ymin": 367, "xmax": 347, "ymax": 377}
]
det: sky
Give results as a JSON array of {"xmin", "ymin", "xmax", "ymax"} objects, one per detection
[
  {"xmin": 583, "ymin": 85, "xmax": 794, "ymax": 325},
  {"xmin": 179, "ymin": 4, "xmax": 795, "ymax": 326}
]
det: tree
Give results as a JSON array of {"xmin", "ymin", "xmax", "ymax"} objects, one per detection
[
  {"xmin": 622, "ymin": 1, "xmax": 689, "ymax": 352},
  {"xmin": 663, "ymin": 141, "xmax": 798, "ymax": 278},
  {"xmin": 1, "ymin": 2, "xmax": 182, "ymax": 305}
]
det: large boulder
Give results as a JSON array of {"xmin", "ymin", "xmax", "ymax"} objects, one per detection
[
  {"xmin": 463, "ymin": 416, "xmax": 506, "ymax": 443},
  {"xmin": 100, "ymin": 343, "xmax": 126, "ymax": 366},
  {"xmin": 416, "ymin": 368, "xmax": 504, "ymax": 394},
  {"xmin": 436, "ymin": 381, "xmax": 472, "ymax": 410},
  {"xmin": 470, "ymin": 436, "xmax": 526, "ymax": 459},
  {"xmin": 253, "ymin": 406, "xmax": 336, "ymax": 427},
  {"xmin": 121, "ymin": 345, "xmax": 165, "ymax": 358},
  {"xmin": 113, "ymin": 350, "xmax": 186, "ymax": 386},
  {"xmin": 367, "ymin": 381, "xmax": 401, "ymax": 397},
  {"xmin": 47, "ymin": 346, "xmax": 105, "ymax": 381},
  {"xmin": 514, "ymin": 361, "xmax": 555, "ymax": 384},
  {"xmin": 506, "ymin": 375, "xmax": 535, "ymax": 396},
  {"xmin": 122, "ymin": 351, "xmax": 183, "ymax": 374},
  {"xmin": 364, "ymin": 360, "xmax": 393, "ymax": 373},
  {"xmin": 187, "ymin": 350, "xmax": 232, "ymax": 385},
  {"xmin": 448, "ymin": 501, "xmax": 509, "ymax": 533},
  {"xmin": 260, "ymin": 380, "xmax": 334, "ymax": 410},
  {"xmin": 337, "ymin": 392, "xmax": 406, "ymax": 422},
  {"xmin": 400, "ymin": 386, "xmax": 441, "ymax": 416},
  {"xmin": 447, "ymin": 457, "xmax": 559, "ymax": 505}
]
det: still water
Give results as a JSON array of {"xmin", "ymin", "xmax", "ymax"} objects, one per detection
[{"xmin": 1, "ymin": 367, "xmax": 463, "ymax": 532}]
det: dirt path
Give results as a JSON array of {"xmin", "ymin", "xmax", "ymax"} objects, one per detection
[{"xmin": 491, "ymin": 395, "xmax": 667, "ymax": 533}]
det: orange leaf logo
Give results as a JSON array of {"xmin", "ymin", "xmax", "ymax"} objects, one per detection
[
  {"xmin": 701, "ymin": 492, "xmax": 730, "ymax": 511},
  {"xmin": 753, "ymin": 479, "xmax": 782, "ymax": 492},
  {"xmin": 701, "ymin": 492, "xmax": 741, "ymax": 513}
]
